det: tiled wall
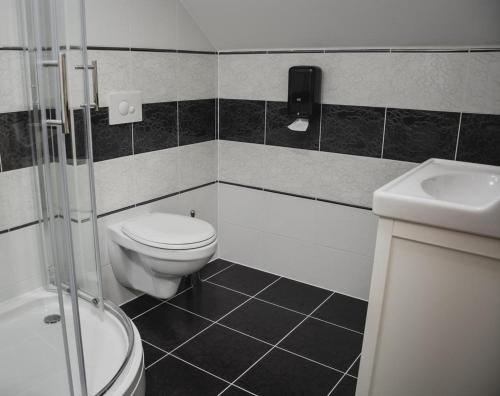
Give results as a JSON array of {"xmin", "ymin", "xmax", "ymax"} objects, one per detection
[
  {"xmin": 217, "ymin": 48, "xmax": 500, "ymax": 299},
  {"xmin": 218, "ymin": 50, "xmax": 500, "ymax": 208}
]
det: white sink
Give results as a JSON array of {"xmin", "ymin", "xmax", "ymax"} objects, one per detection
[{"xmin": 373, "ymin": 158, "xmax": 500, "ymax": 238}]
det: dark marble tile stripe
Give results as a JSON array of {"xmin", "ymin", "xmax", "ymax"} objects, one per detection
[
  {"xmin": 179, "ymin": 99, "xmax": 216, "ymax": 146},
  {"xmin": 0, "ymin": 110, "xmax": 33, "ymax": 171},
  {"xmin": 219, "ymin": 99, "xmax": 266, "ymax": 144},
  {"xmin": 383, "ymin": 108, "xmax": 460, "ymax": 163},
  {"xmin": 321, "ymin": 104, "xmax": 385, "ymax": 158},
  {"xmin": 89, "ymin": 108, "xmax": 133, "ymax": 161},
  {"xmin": 456, "ymin": 113, "xmax": 500, "ymax": 166},
  {"xmin": 266, "ymin": 101, "xmax": 320, "ymax": 150},
  {"xmin": 133, "ymin": 102, "xmax": 177, "ymax": 154}
]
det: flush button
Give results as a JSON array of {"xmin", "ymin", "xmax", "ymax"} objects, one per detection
[{"xmin": 118, "ymin": 101, "xmax": 129, "ymax": 115}]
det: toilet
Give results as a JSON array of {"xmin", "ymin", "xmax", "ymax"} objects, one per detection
[{"xmin": 107, "ymin": 212, "xmax": 217, "ymax": 299}]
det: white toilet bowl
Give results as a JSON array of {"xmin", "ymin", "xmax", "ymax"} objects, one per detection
[{"xmin": 108, "ymin": 212, "xmax": 217, "ymax": 299}]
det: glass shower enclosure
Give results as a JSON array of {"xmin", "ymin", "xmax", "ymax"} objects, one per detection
[{"xmin": 0, "ymin": 0, "xmax": 138, "ymax": 395}]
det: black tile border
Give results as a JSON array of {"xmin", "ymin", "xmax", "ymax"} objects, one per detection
[
  {"xmin": 2, "ymin": 46, "xmax": 499, "ymax": 54},
  {"xmin": 86, "ymin": 45, "xmax": 216, "ymax": 55},
  {"xmin": 0, "ymin": 219, "xmax": 40, "ymax": 235},
  {"xmin": 219, "ymin": 181, "xmax": 372, "ymax": 211}
]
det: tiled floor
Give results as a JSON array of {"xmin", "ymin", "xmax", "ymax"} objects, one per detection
[{"xmin": 121, "ymin": 259, "xmax": 368, "ymax": 396}]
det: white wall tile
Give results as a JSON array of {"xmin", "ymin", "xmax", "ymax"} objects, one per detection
[
  {"xmin": 313, "ymin": 200, "xmax": 378, "ymax": 257},
  {"xmin": 0, "ymin": 224, "xmax": 44, "ymax": 303},
  {"xmin": 93, "ymin": 155, "xmax": 136, "ymax": 215},
  {"xmin": 178, "ymin": 183, "xmax": 218, "ymax": 228},
  {"xmin": 465, "ymin": 52, "xmax": 500, "ymax": 115},
  {"xmin": 0, "ymin": 167, "xmax": 39, "ymax": 230},
  {"xmin": 131, "ymin": 51, "xmax": 178, "ymax": 104},
  {"xmin": 320, "ymin": 52, "xmax": 391, "ymax": 107},
  {"xmin": 219, "ymin": 141, "xmax": 416, "ymax": 208},
  {"xmin": 258, "ymin": 232, "xmax": 372, "ymax": 299},
  {"xmin": 134, "ymin": 148, "xmax": 179, "ymax": 204},
  {"xmin": 313, "ymin": 151, "xmax": 416, "ymax": 208},
  {"xmin": 218, "ymin": 54, "xmax": 271, "ymax": 100},
  {"xmin": 0, "ymin": 50, "xmax": 27, "ymax": 113},
  {"xmin": 218, "ymin": 140, "xmax": 265, "ymax": 187},
  {"xmin": 218, "ymin": 183, "xmax": 376, "ymax": 299},
  {"xmin": 219, "ymin": 221, "xmax": 264, "ymax": 268},
  {"xmin": 260, "ymin": 144, "xmax": 318, "ymax": 198},
  {"xmin": 387, "ymin": 52, "xmax": 468, "ymax": 112},
  {"xmin": 177, "ymin": 53, "xmax": 217, "ymax": 101},
  {"xmin": 177, "ymin": 141, "xmax": 217, "ymax": 191},
  {"xmin": 261, "ymin": 190, "xmax": 316, "ymax": 241},
  {"xmin": 219, "ymin": 183, "xmax": 266, "ymax": 230}
]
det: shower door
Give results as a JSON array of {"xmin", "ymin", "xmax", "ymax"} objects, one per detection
[{"xmin": 20, "ymin": 0, "xmax": 103, "ymax": 394}]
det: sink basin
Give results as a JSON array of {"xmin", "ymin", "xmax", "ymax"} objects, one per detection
[{"xmin": 373, "ymin": 159, "xmax": 500, "ymax": 238}]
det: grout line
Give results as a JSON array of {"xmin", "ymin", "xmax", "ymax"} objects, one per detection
[
  {"xmin": 203, "ymin": 263, "xmax": 236, "ymax": 281},
  {"xmin": 326, "ymin": 353, "xmax": 361, "ymax": 396},
  {"xmin": 217, "ymin": 291, "xmax": 335, "ymax": 395},
  {"xmin": 454, "ymin": 112, "xmax": 463, "ymax": 161},
  {"xmin": 318, "ymin": 101, "xmax": 323, "ymax": 151},
  {"xmin": 205, "ymin": 279, "xmax": 364, "ymax": 335},
  {"xmin": 263, "ymin": 100, "xmax": 267, "ymax": 144},
  {"xmin": 380, "ymin": 107, "xmax": 388, "ymax": 159},
  {"xmin": 146, "ymin": 277, "xmax": 282, "ymax": 371}
]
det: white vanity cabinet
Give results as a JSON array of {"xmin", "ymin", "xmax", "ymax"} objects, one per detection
[{"xmin": 356, "ymin": 159, "xmax": 500, "ymax": 396}]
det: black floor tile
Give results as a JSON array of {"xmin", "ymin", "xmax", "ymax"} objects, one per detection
[
  {"xmin": 209, "ymin": 264, "xmax": 279, "ymax": 295},
  {"xmin": 313, "ymin": 293, "xmax": 368, "ymax": 333},
  {"xmin": 200, "ymin": 259, "xmax": 234, "ymax": 280},
  {"xmin": 330, "ymin": 375, "xmax": 357, "ymax": 396},
  {"xmin": 142, "ymin": 341, "xmax": 166, "ymax": 367},
  {"xmin": 256, "ymin": 278, "xmax": 331, "ymax": 314},
  {"xmin": 174, "ymin": 324, "xmax": 271, "ymax": 382},
  {"xmin": 348, "ymin": 357, "xmax": 360, "ymax": 377},
  {"xmin": 236, "ymin": 348, "xmax": 342, "ymax": 396},
  {"xmin": 134, "ymin": 304, "xmax": 211, "ymax": 352},
  {"xmin": 220, "ymin": 298, "xmax": 304, "ymax": 344},
  {"xmin": 120, "ymin": 294, "xmax": 162, "ymax": 319},
  {"xmin": 146, "ymin": 355, "xmax": 227, "ymax": 396},
  {"xmin": 168, "ymin": 282, "xmax": 249, "ymax": 321},
  {"xmin": 279, "ymin": 318, "xmax": 363, "ymax": 372},
  {"xmin": 220, "ymin": 386, "xmax": 254, "ymax": 395}
]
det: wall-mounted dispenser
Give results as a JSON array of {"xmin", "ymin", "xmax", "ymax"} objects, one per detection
[{"xmin": 287, "ymin": 66, "xmax": 322, "ymax": 132}]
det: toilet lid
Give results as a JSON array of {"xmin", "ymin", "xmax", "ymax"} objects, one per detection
[{"xmin": 121, "ymin": 213, "xmax": 216, "ymax": 249}]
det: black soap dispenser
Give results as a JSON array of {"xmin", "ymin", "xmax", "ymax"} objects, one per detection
[{"xmin": 288, "ymin": 66, "xmax": 322, "ymax": 120}]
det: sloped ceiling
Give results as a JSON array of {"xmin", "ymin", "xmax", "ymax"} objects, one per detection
[{"xmin": 181, "ymin": 0, "xmax": 500, "ymax": 50}]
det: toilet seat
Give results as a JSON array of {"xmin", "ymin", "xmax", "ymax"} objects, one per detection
[{"xmin": 122, "ymin": 213, "xmax": 216, "ymax": 250}]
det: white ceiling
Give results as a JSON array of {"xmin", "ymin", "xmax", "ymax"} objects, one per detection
[{"xmin": 181, "ymin": 0, "xmax": 500, "ymax": 50}]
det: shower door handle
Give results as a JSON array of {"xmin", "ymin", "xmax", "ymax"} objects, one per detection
[
  {"xmin": 59, "ymin": 53, "xmax": 71, "ymax": 135},
  {"xmin": 75, "ymin": 60, "xmax": 100, "ymax": 111}
]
